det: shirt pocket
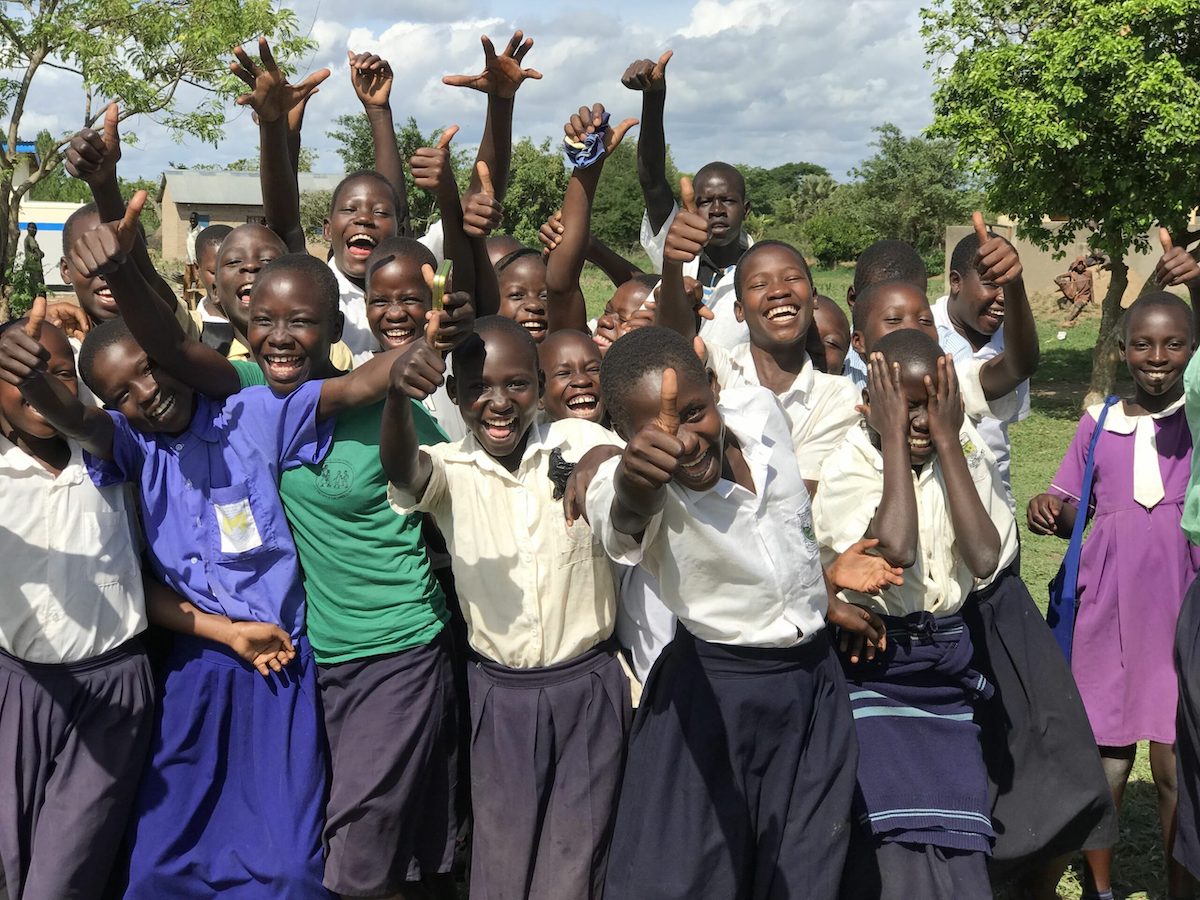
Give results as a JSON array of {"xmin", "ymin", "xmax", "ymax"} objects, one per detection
[
  {"xmin": 558, "ymin": 517, "xmax": 604, "ymax": 569},
  {"xmin": 784, "ymin": 507, "xmax": 824, "ymax": 588},
  {"xmin": 76, "ymin": 509, "xmax": 140, "ymax": 587},
  {"xmin": 207, "ymin": 483, "xmax": 278, "ymax": 562}
]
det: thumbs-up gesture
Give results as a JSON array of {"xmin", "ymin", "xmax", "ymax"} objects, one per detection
[
  {"xmin": 409, "ymin": 126, "xmax": 459, "ymax": 199},
  {"xmin": 621, "ymin": 50, "xmax": 673, "ymax": 93},
  {"xmin": 0, "ymin": 296, "xmax": 50, "ymax": 387},
  {"xmin": 463, "ymin": 161, "xmax": 504, "ymax": 238},
  {"xmin": 1154, "ymin": 227, "xmax": 1200, "ymax": 288},
  {"xmin": 420, "ymin": 263, "xmax": 475, "ymax": 354},
  {"xmin": 971, "ymin": 211, "xmax": 1023, "ymax": 286},
  {"xmin": 390, "ymin": 300, "xmax": 447, "ymax": 402},
  {"xmin": 230, "ymin": 37, "xmax": 329, "ymax": 125},
  {"xmin": 68, "ymin": 190, "xmax": 147, "ymax": 279},
  {"xmin": 621, "ymin": 368, "xmax": 698, "ymax": 493},
  {"xmin": 564, "ymin": 103, "xmax": 639, "ymax": 156},
  {"xmin": 65, "ymin": 102, "xmax": 122, "ymax": 188},
  {"xmin": 442, "ymin": 31, "xmax": 542, "ymax": 99},
  {"xmin": 664, "ymin": 177, "xmax": 709, "ymax": 265}
]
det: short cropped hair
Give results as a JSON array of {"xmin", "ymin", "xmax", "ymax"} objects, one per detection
[
  {"xmin": 851, "ymin": 278, "xmax": 927, "ymax": 332},
  {"xmin": 853, "ymin": 239, "xmax": 928, "ymax": 294},
  {"xmin": 78, "ymin": 316, "xmax": 136, "ymax": 397},
  {"xmin": 694, "ymin": 161, "xmax": 747, "ymax": 200},
  {"xmin": 949, "ymin": 229, "xmax": 999, "ymax": 277},
  {"xmin": 254, "ymin": 253, "xmax": 340, "ymax": 320},
  {"xmin": 600, "ymin": 326, "xmax": 709, "ymax": 436},
  {"xmin": 452, "ymin": 314, "xmax": 539, "ymax": 377},
  {"xmin": 366, "ymin": 236, "xmax": 438, "ymax": 286},
  {"xmin": 330, "ymin": 170, "xmax": 400, "ymax": 214},
  {"xmin": 196, "ymin": 224, "xmax": 233, "ymax": 260},
  {"xmin": 495, "ymin": 247, "xmax": 543, "ymax": 274},
  {"xmin": 1124, "ymin": 291, "xmax": 1195, "ymax": 341},
  {"xmin": 62, "ymin": 202, "xmax": 100, "ymax": 251},
  {"xmin": 873, "ymin": 327, "xmax": 943, "ymax": 377},
  {"xmin": 733, "ymin": 239, "xmax": 812, "ymax": 301}
]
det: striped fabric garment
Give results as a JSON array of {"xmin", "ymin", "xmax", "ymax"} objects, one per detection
[{"xmin": 841, "ymin": 611, "xmax": 996, "ymax": 853}]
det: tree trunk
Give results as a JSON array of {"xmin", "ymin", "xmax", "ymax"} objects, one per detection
[
  {"xmin": 0, "ymin": 178, "xmax": 12, "ymax": 313},
  {"xmin": 1083, "ymin": 255, "xmax": 1128, "ymax": 407}
]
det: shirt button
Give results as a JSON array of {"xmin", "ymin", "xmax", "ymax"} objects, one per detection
[
  {"xmin": 191, "ymin": 555, "xmax": 199, "ymax": 564},
  {"xmin": 174, "ymin": 443, "xmax": 183, "ymax": 451}
]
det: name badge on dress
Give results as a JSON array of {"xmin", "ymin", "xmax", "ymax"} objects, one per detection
[{"xmin": 214, "ymin": 497, "xmax": 264, "ymax": 554}]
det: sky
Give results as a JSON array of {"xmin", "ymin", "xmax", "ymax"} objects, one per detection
[{"xmin": 15, "ymin": 0, "xmax": 937, "ymax": 182}]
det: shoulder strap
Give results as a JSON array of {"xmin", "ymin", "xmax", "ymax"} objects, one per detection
[{"xmin": 1061, "ymin": 395, "xmax": 1119, "ymax": 601}]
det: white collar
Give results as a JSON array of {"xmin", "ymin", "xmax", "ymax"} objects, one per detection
[{"xmin": 1090, "ymin": 396, "xmax": 1186, "ymax": 434}]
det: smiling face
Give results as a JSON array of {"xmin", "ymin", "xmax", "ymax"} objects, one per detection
[
  {"xmin": 734, "ymin": 244, "xmax": 814, "ymax": 352},
  {"xmin": 852, "ymin": 282, "xmax": 937, "ymax": 362},
  {"xmin": 812, "ymin": 296, "xmax": 850, "ymax": 375},
  {"xmin": 622, "ymin": 366, "xmax": 726, "ymax": 492},
  {"xmin": 366, "ymin": 255, "xmax": 430, "ymax": 352},
  {"xmin": 949, "ymin": 265, "xmax": 1005, "ymax": 339},
  {"xmin": 1121, "ymin": 303, "xmax": 1193, "ymax": 403},
  {"xmin": 896, "ymin": 365, "xmax": 935, "ymax": 466},
  {"xmin": 693, "ymin": 171, "xmax": 749, "ymax": 249},
  {"xmin": 497, "ymin": 255, "xmax": 549, "ymax": 343},
  {"xmin": 539, "ymin": 331, "xmax": 604, "ymax": 423},
  {"xmin": 246, "ymin": 270, "xmax": 342, "ymax": 394},
  {"xmin": 450, "ymin": 327, "xmax": 543, "ymax": 468},
  {"xmin": 89, "ymin": 336, "xmax": 195, "ymax": 435},
  {"xmin": 215, "ymin": 225, "xmax": 286, "ymax": 337},
  {"xmin": 594, "ymin": 280, "xmax": 654, "ymax": 354},
  {"xmin": 0, "ymin": 324, "xmax": 77, "ymax": 441},
  {"xmin": 60, "ymin": 210, "xmax": 118, "ymax": 323},
  {"xmin": 324, "ymin": 175, "xmax": 398, "ymax": 282}
]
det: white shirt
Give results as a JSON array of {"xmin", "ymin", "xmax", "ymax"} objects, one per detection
[
  {"xmin": 186, "ymin": 225, "xmax": 201, "ymax": 264},
  {"xmin": 0, "ymin": 435, "xmax": 147, "ymax": 663},
  {"xmin": 352, "ymin": 349, "xmax": 468, "ymax": 442},
  {"xmin": 587, "ymin": 384, "xmax": 828, "ymax": 648},
  {"xmin": 705, "ymin": 342, "xmax": 860, "ymax": 482},
  {"xmin": 932, "ymin": 295, "xmax": 1030, "ymax": 506},
  {"xmin": 615, "ymin": 564, "xmax": 676, "ymax": 684},
  {"xmin": 330, "ymin": 261, "xmax": 378, "ymax": 356},
  {"xmin": 641, "ymin": 204, "xmax": 753, "ymax": 349},
  {"xmin": 813, "ymin": 421, "xmax": 1018, "ymax": 618},
  {"xmin": 389, "ymin": 418, "xmax": 621, "ymax": 668},
  {"xmin": 419, "ymin": 219, "xmax": 445, "ymax": 263}
]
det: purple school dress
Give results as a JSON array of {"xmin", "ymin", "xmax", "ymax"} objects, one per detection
[{"xmin": 1048, "ymin": 402, "xmax": 1200, "ymax": 746}]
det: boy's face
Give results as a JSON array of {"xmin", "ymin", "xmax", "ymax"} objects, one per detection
[
  {"xmin": 497, "ymin": 256, "xmax": 549, "ymax": 344},
  {"xmin": 365, "ymin": 256, "xmax": 430, "ymax": 352},
  {"xmin": 948, "ymin": 265, "xmax": 1004, "ymax": 337},
  {"xmin": 60, "ymin": 211, "xmax": 117, "ymax": 323},
  {"xmin": 324, "ymin": 176, "xmax": 398, "ymax": 281},
  {"xmin": 594, "ymin": 281, "xmax": 652, "ymax": 354},
  {"xmin": 897, "ymin": 365, "xmax": 934, "ymax": 466},
  {"xmin": 851, "ymin": 283, "xmax": 937, "ymax": 361},
  {"xmin": 734, "ymin": 245, "xmax": 814, "ymax": 352},
  {"xmin": 90, "ymin": 337, "xmax": 195, "ymax": 435},
  {"xmin": 247, "ymin": 271, "xmax": 342, "ymax": 394},
  {"xmin": 812, "ymin": 301, "xmax": 850, "ymax": 374},
  {"xmin": 197, "ymin": 243, "xmax": 221, "ymax": 301},
  {"xmin": 538, "ymin": 331, "xmax": 604, "ymax": 423},
  {"xmin": 215, "ymin": 225, "xmax": 286, "ymax": 337},
  {"xmin": 27, "ymin": 223, "xmax": 36, "ymax": 236},
  {"xmin": 693, "ymin": 172, "xmax": 749, "ymax": 249},
  {"xmin": 624, "ymin": 366, "xmax": 725, "ymax": 493},
  {"xmin": 1121, "ymin": 305, "xmax": 1193, "ymax": 398},
  {"xmin": 450, "ymin": 330, "xmax": 543, "ymax": 465},
  {"xmin": 0, "ymin": 324, "xmax": 76, "ymax": 440}
]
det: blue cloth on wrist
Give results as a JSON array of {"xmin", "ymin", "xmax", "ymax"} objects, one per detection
[{"xmin": 563, "ymin": 112, "xmax": 610, "ymax": 168}]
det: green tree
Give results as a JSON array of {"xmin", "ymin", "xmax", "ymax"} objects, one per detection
[
  {"xmin": 791, "ymin": 172, "xmax": 835, "ymax": 222},
  {"xmin": 803, "ymin": 183, "xmax": 879, "ymax": 268},
  {"xmin": 590, "ymin": 141, "xmax": 682, "ymax": 251},
  {"xmin": 741, "ymin": 161, "xmax": 829, "ymax": 220},
  {"xmin": 852, "ymin": 123, "xmax": 978, "ymax": 275},
  {"xmin": 922, "ymin": 0, "xmax": 1200, "ymax": 399},
  {"xmin": 0, "ymin": 0, "xmax": 312, "ymax": 320},
  {"xmin": 502, "ymin": 137, "xmax": 569, "ymax": 247}
]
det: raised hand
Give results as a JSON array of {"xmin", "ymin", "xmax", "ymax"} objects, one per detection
[
  {"xmin": 390, "ymin": 305, "xmax": 447, "ymax": 401},
  {"xmin": 463, "ymin": 161, "xmax": 504, "ymax": 238},
  {"xmin": 1155, "ymin": 227, "xmax": 1200, "ymax": 288},
  {"xmin": 621, "ymin": 50, "xmax": 673, "ymax": 93},
  {"xmin": 621, "ymin": 368, "xmax": 696, "ymax": 491},
  {"xmin": 972, "ymin": 210, "xmax": 1023, "ymax": 286},
  {"xmin": 563, "ymin": 102, "xmax": 638, "ymax": 155},
  {"xmin": 663, "ymin": 177, "xmax": 709, "ymax": 264},
  {"xmin": 65, "ymin": 102, "xmax": 121, "ymax": 188},
  {"xmin": 230, "ymin": 37, "xmax": 330, "ymax": 125},
  {"xmin": 69, "ymin": 190, "xmax": 147, "ymax": 279},
  {"xmin": 225, "ymin": 620, "xmax": 296, "ymax": 677},
  {"xmin": 409, "ymin": 126, "xmax": 459, "ymax": 196},
  {"xmin": 348, "ymin": 50, "xmax": 392, "ymax": 109},
  {"xmin": 925, "ymin": 355, "xmax": 964, "ymax": 448},
  {"xmin": 539, "ymin": 209, "xmax": 564, "ymax": 257},
  {"xmin": 442, "ymin": 30, "xmax": 542, "ymax": 99},
  {"xmin": 1027, "ymin": 492, "xmax": 1064, "ymax": 536},
  {"xmin": 862, "ymin": 352, "xmax": 909, "ymax": 441},
  {"xmin": 421, "ymin": 262, "xmax": 475, "ymax": 354},
  {"xmin": 0, "ymin": 296, "xmax": 50, "ymax": 387},
  {"xmin": 828, "ymin": 537, "xmax": 905, "ymax": 594}
]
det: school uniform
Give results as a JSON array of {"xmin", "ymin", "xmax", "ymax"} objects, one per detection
[
  {"xmin": 587, "ymin": 384, "xmax": 857, "ymax": 900},
  {"xmin": 640, "ymin": 203, "xmax": 754, "ymax": 349},
  {"xmin": 87, "ymin": 382, "xmax": 335, "ymax": 899},
  {"xmin": 352, "ymin": 348, "xmax": 468, "ymax": 442},
  {"xmin": 231, "ymin": 361, "xmax": 461, "ymax": 896},
  {"xmin": 189, "ymin": 299, "xmax": 235, "ymax": 356},
  {"xmin": 933, "ymin": 296, "xmax": 1030, "ymax": 507},
  {"xmin": 814, "ymin": 421, "xmax": 1019, "ymax": 898},
  {"xmin": 388, "ymin": 418, "xmax": 628, "ymax": 900},
  {"xmin": 0, "ymin": 434, "xmax": 153, "ymax": 900}
]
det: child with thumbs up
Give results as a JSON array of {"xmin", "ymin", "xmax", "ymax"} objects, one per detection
[
  {"xmin": 582, "ymin": 325, "xmax": 900, "ymax": 899},
  {"xmin": 381, "ymin": 314, "xmax": 627, "ymax": 900},
  {"xmin": 0, "ymin": 302, "xmax": 155, "ymax": 899}
]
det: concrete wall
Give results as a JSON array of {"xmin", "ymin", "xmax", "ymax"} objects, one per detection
[
  {"xmin": 160, "ymin": 184, "xmax": 267, "ymax": 262},
  {"xmin": 17, "ymin": 200, "xmax": 85, "ymax": 288}
]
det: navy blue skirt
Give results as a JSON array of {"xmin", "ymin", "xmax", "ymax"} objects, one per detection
[{"xmin": 1174, "ymin": 572, "xmax": 1200, "ymax": 877}]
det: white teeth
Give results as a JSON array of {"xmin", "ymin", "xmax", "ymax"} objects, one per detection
[
  {"xmin": 484, "ymin": 416, "xmax": 515, "ymax": 428},
  {"xmin": 384, "ymin": 327, "xmax": 414, "ymax": 340},
  {"xmin": 567, "ymin": 395, "xmax": 597, "ymax": 408},
  {"xmin": 148, "ymin": 394, "xmax": 175, "ymax": 419},
  {"xmin": 909, "ymin": 437, "xmax": 930, "ymax": 449},
  {"xmin": 266, "ymin": 355, "xmax": 301, "ymax": 369},
  {"xmin": 347, "ymin": 233, "xmax": 377, "ymax": 249},
  {"xmin": 766, "ymin": 305, "xmax": 798, "ymax": 320},
  {"xmin": 522, "ymin": 321, "xmax": 546, "ymax": 331}
]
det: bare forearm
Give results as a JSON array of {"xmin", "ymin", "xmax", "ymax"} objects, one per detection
[
  {"xmin": 260, "ymin": 119, "xmax": 305, "ymax": 252},
  {"xmin": 546, "ymin": 166, "xmax": 600, "ymax": 332},
  {"xmin": 20, "ymin": 374, "xmax": 113, "ymax": 458},
  {"xmin": 316, "ymin": 347, "xmax": 403, "ymax": 420},
  {"xmin": 655, "ymin": 259, "xmax": 698, "ymax": 338},
  {"xmin": 472, "ymin": 96, "xmax": 514, "ymax": 201},
  {"xmin": 866, "ymin": 434, "xmax": 919, "ymax": 568},
  {"xmin": 144, "ymin": 574, "xmax": 238, "ymax": 644},
  {"xmin": 380, "ymin": 389, "xmax": 431, "ymax": 491},
  {"xmin": 938, "ymin": 442, "xmax": 1001, "ymax": 577},
  {"xmin": 437, "ymin": 189, "xmax": 475, "ymax": 298},
  {"xmin": 637, "ymin": 92, "xmax": 673, "ymax": 233},
  {"xmin": 472, "ymin": 239, "xmax": 501, "ymax": 317},
  {"xmin": 367, "ymin": 106, "xmax": 408, "ymax": 232},
  {"xmin": 89, "ymin": 175, "xmax": 176, "ymax": 308},
  {"xmin": 983, "ymin": 277, "xmax": 1039, "ymax": 399},
  {"xmin": 611, "ymin": 463, "xmax": 666, "ymax": 536}
]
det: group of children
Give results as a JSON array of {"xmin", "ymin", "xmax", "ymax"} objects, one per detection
[{"xmin": 3, "ymin": 27, "xmax": 1200, "ymax": 900}]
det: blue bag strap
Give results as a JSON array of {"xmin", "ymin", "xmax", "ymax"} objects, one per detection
[{"xmin": 1049, "ymin": 394, "xmax": 1118, "ymax": 661}]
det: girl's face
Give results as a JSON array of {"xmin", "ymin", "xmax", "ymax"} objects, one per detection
[
  {"xmin": 851, "ymin": 284, "xmax": 937, "ymax": 362},
  {"xmin": 324, "ymin": 176, "xmax": 399, "ymax": 282},
  {"xmin": 215, "ymin": 225, "xmax": 286, "ymax": 336},
  {"xmin": 366, "ymin": 257, "xmax": 430, "ymax": 352},
  {"xmin": 594, "ymin": 282, "xmax": 653, "ymax": 354},
  {"xmin": 497, "ymin": 256, "xmax": 549, "ymax": 343},
  {"xmin": 1121, "ymin": 305, "xmax": 1193, "ymax": 403},
  {"xmin": 538, "ymin": 331, "xmax": 604, "ymax": 423}
]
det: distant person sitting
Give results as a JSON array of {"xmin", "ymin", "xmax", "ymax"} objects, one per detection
[{"xmin": 1056, "ymin": 255, "xmax": 1093, "ymax": 326}]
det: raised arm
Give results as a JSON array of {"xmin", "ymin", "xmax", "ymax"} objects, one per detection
[
  {"xmin": 230, "ymin": 38, "xmax": 329, "ymax": 254},
  {"xmin": 1155, "ymin": 226, "xmax": 1200, "ymax": 326},
  {"xmin": 546, "ymin": 104, "xmax": 639, "ymax": 334},
  {"xmin": 611, "ymin": 368, "xmax": 686, "ymax": 537},
  {"xmin": 655, "ymin": 177, "xmax": 709, "ymax": 339},
  {"xmin": 970, "ymin": 213, "xmax": 1040, "ymax": 401},
  {"xmin": 927, "ymin": 357, "xmax": 1001, "ymax": 576},
  {"xmin": 410, "ymin": 126, "xmax": 476, "ymax": 300},
  {"xmin": 347, "ymin": 51, "xmax": 408, "ymax": 233},
  {"xmin": 462, "ymin": 162, "xmax": 504, "ymax": 317},
  {"xmin": 861, "ymin": 354, "xmax": 919, "ymax": 569},
  {"xmin": 0, "ymin": 300, "xmax": 114, "ymax": 459},
  {"xmin": 621, "ymin": 51, "xmax": 675, "ymax": 235},
  {"xmin": 379, "ymin": 323, "xmax": 446, "ymax": 494},
  {"xmin": 69, "ymin": 192, "xmax": 242, "ymax": 400}
]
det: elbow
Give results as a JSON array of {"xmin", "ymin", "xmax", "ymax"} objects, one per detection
[{"xmin": 967, "ymin": 542, "xmax": 1002, "ymax": 579}]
